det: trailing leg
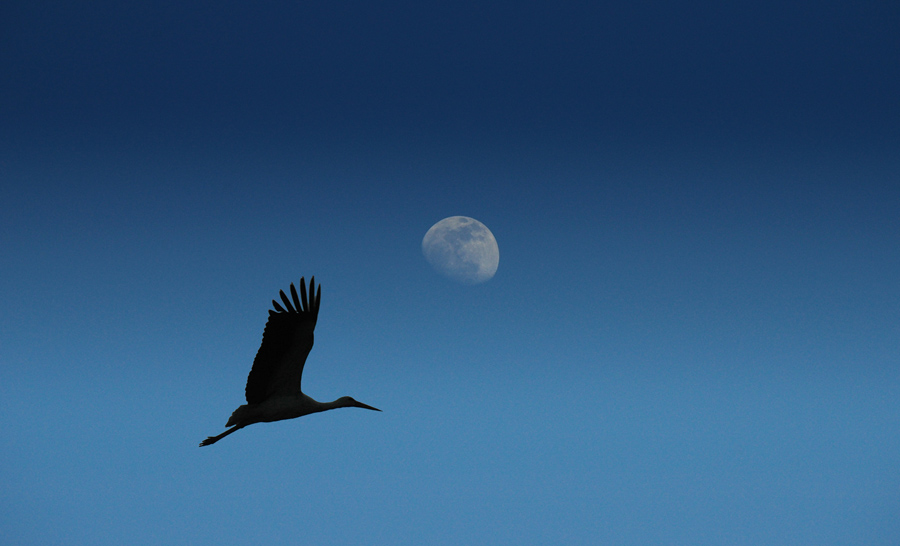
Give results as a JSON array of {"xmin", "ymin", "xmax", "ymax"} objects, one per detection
[{"xmin": 199, "ymin": 424, "xmax": 245, "ymax": 447}]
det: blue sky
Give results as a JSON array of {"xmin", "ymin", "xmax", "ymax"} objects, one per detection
[{"xmin": 2, "ymin": 1, "xmax": 899, "ymax": 544}]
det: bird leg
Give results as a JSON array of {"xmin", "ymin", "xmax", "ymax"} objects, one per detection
[{"xmin": 199, "ymin": 424, "xmax": 245, "ymax": 447}]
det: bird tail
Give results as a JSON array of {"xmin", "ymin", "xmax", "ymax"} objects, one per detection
[{"xmin": 226, "ymin": 405, "xmax": 251, "ymax": 427}]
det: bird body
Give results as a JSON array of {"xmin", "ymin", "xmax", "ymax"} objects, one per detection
[
  {"xmin": 226, "ymin": 393, "xmax": 377, "ymax": 426},
  {"xmin": 200, "ymin": 277, "xmax": 380, "ymax": 447}
]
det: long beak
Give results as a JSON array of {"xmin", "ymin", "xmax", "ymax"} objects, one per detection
[{"xmin": 354, "ymin": 400, "xmax": 381, "ymax": 411}]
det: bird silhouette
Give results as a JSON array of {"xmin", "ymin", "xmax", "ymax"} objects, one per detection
[{"xmin": 200, "ymin": 277, "xmax": 380, "ymax": 446}]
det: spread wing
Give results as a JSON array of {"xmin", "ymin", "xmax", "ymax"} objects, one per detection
[{"xmin": 244, "ymin": 277, "xmax": 321, "ymax": 405}]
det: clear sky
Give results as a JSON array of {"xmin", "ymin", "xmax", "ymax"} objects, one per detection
[{"xmin": 2, "ymin": 1, "xmax": 899, "ymax": 544}]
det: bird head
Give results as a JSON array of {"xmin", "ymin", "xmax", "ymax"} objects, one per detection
[{"xmin": 337, "ymin": 396, "xmax": 381, "ymax": 412}]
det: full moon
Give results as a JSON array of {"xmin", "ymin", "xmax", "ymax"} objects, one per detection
[{"xmin": 422, "ymin": 216, "xmax": 499, "ymax": 284}]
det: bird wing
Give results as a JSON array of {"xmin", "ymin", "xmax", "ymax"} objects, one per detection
[{"xmin": 244, "ymin": 277, "xmax": 321, "ymax": 404}]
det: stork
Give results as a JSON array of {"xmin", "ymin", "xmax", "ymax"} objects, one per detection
[{"xmin": 200, "ymin": 277, "xmax": 380, "ymax": 446}]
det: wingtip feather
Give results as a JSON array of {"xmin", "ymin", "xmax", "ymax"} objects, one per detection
[
  {"xmin": 290, "ymin": 283, "xmax": 301, "ymax": 312},
  {"xmin": 309, "ymin": 276, "xmax": 318, "ymax": 312},
  {"xmin": 299, "ymin": 278, "xmax": 309, "ymax": 312},
  {"xmin": 270, "ymin": 277, "xmax": 321, "ymax": 315},
  {"xmin": 279, "ymin": 289, "xmax": 296, "ymax": 312}
]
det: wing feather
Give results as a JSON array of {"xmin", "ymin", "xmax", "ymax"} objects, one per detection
[
  {"xmin": 280, "ymin": 290, "xmax": 296, "ymax": 313},
  {"xmin": 245, "ymin": 278, "xmax": 321, "ymax": 404},
  {"xmin": 290, "ymin": 283, "xmax": 301, "ymax": 311},
  {"xmin": 299, "ymin": 279, "xmax": 308, "ymax": 311}
]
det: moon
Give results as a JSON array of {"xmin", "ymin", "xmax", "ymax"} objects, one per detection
[{"xmin": 422, "ymin": 216, "xmax": 499, "ymax": 284}]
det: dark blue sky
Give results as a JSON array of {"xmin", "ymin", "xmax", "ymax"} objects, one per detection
[
  {"xmin": 2, "ymin": 1, "xmax": 899, "ymax": 545},
  {"xmin": 3, "ymin": 0, "xmax": 898, "ymax": 152}
]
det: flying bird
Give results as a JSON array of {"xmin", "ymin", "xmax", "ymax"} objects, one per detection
[{"xmin": 200, "ymin": 277, "xmax": 380, "ymax": 446}]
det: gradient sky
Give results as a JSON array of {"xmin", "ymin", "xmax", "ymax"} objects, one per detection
[{"xmin": 2, "ymin": 1, "xmax": 899, "ymax": 544}]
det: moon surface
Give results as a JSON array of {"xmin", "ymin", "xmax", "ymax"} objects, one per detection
[{"xmin": 422, "ymin": 216, "xmax": 499, "ymax": 284}]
